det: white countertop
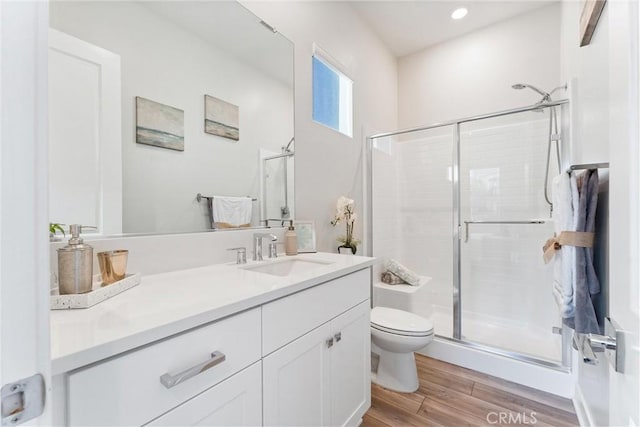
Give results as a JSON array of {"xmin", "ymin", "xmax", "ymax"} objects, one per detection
[{"xmin": 50, "ymin": 252, "xmax": 375, "ymax": 375}]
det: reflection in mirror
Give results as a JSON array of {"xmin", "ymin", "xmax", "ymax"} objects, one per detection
[{"xmin": 48, "ymin": 1, "xmax": 294, "ymax": 236}]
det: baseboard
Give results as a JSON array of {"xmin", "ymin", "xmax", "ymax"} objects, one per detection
[
  {"xmin": 573, "ymin": 385, "xmax": 593, "ymax": 427},
  {"xmin": 420, "ymin": 337, "xmax": 574, "ymax": 398}
]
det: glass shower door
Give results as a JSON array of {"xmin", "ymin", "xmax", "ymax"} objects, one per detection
[
  {"xmin": 371, "ymin": 126, "xmax": 455, "ymax": 339},
  {"xmin": 458, "ymin": 110, "xmax": 562, "ymax": 363}
]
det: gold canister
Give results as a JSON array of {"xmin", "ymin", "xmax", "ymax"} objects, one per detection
[
  {"xmin": 58, "ymin": 224, "xmax": 94, "ymax": 294},
  {"xmin": 58, "ymin": 244, "xmax": 93, "ymax": 294},
  {"xmin": 97, "ymin": 250, "xmax": 129, "ymax": 285}
]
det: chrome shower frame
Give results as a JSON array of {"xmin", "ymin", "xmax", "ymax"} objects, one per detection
[{"xmin": 366, "ymin": 99, "xmax": 571, "ymax": 371}]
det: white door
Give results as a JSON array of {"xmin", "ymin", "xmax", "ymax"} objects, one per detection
[
  {"xmin": 263, "ymin": 323, "xmax": 332, "ymax": 427},
  {"xmin": 48, "ymin": 29, "xmax": 122, "ymax": 236},
  {"xmin": 330, "ymin": 301, "xmax": 371, "ymax": 427},
  {"xmin": 608, "ymin": 1, "xmax": 640, "ymax": 426},
  {"xmin": 0, "ymin": 1, "xmax": 52, "ymax": 425},
  {"xmin": 147, "ymin": 362, "xmax": 262, "ymax": 427}
]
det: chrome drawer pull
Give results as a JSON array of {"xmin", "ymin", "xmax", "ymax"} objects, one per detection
[
  {"xmin": 160, "ymin": 351, "xmax": 226, "ymax": 389},
  {"xmin": 334, "ymin": 332, "xmax": 342, "ymax": 342}
]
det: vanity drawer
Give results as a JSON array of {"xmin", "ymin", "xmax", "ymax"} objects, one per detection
[
  {"xmin": 67, "ymin": 307, "xmax": 261, "ymax": 426},
  {"xmin": 262, "ymin": 268, "xmax": 370, "ymax": 355}
]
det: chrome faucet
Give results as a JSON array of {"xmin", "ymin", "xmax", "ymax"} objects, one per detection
[{"xmin": 253, "ymin": 233, "xmax": 278, "ymax": 261}]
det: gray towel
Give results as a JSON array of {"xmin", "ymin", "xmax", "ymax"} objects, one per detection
[
  {"xmin": 380, "ymin": 272, "xmax": 406, "ymax": 285},
  {"xmin": 565, "ymin": 169, "xmax": 602, "ymax": 334}
]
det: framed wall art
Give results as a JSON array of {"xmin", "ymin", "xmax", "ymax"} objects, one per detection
[
  {"xmin": 294, "ymin": 221, "xmax": 317, "ymax": 253},
  {"xmin": 579, "ymin": 0, "xmax": 606, "ymax": 47},
  {"xmin": 204, "ymin": 95, "xmax": 239, "ymax": 141},
  {"xmin": 135, "ymin": 97, "xmax": 184, "ymax": 151}
]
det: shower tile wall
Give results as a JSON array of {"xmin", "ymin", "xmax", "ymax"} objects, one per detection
[
  {"xmin": 371, "ymin": 139, "xmax": 401, "ymax": 280},
  {"xmin": 373, "ymin": 127, "xmax": 454, "ymax": 337},
  {"xmin": 460, "ymin": 122, "xmax": 556, "ymax": 300},
  {"xmin": 397, "ymin": 129, "xmax": 454, "ymax": 328},
  {"xmin": 459, "ymin": 115, "xmax": 561, "ymax": 360}
]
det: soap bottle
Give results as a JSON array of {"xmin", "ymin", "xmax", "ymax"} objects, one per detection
[
  {"xmin": 285, "ymin": 220, "xmax": 298, "ymax": 256},
  {"xmin": 57, "ymin": 224, "xmax": 94, "ymax": 294}
]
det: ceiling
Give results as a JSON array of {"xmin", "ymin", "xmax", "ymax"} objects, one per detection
[
  {"xmin": 349, "ymin": 0, "xmax": 557, "ymax": 57},
  {"xmin": 141, "ymin": 1, "xmax": 294, "ymax": 86}
]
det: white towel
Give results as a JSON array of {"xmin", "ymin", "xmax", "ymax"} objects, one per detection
[
  {"xmin": 385, "ymin": 259, "xmax": 421, "ymax": 286},
  {"xmin": 212, "ymin": 196, "xmax": 252, "ymax": 228},
  {"xmin": 551, "ymin": 172, "xmax": 579, "ymax": 318}
]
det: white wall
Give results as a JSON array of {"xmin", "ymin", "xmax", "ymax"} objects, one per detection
[
  {"xmin": 243, "ymin": 1, "xmax": 398, "ymax": 253},
  {"xmin": 560, "ymin": 1, "xmax": 609, "ymax": 168},
  {"xmin": 398, "ymin": 3, "xmax": 562, "ymax": 128},
  {"xmin": 50, "ymin": 1, "xmax": 293, "ymax": 234}
]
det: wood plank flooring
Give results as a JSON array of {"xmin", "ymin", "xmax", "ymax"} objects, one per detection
[{"xmin": 362, "ymin": 354, "xmax": 579, "ymax": 427}]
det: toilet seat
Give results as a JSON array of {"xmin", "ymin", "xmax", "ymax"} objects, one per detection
[{"xmin": 371, "ymin": 307, "xmax": 433, "ymax": 337}]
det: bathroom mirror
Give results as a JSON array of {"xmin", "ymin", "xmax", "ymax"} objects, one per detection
[{"xmin": 48, "ymin": 1, "xmax": 294, "ymax": 236}]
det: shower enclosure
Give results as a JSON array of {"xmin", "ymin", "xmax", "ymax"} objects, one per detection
[
  {"xmin": 261, "ymin": 147, "xmax": 295, "ymax": 225},
  {"xmin": 367, "ymin": 100, "xmax": 570, "ymax": 368}
]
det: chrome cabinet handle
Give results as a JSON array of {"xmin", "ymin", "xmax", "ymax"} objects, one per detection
[
  {"xmin": 326, "ymin": 338, "xmax": 334, "ymax": 348},
  {"xmin": 334, "ymin": 332, "xmax": 342, "ymax": 342},
  {"xmin": 160, "ymin": 351, "xmax": 226, "ymax": 389}
]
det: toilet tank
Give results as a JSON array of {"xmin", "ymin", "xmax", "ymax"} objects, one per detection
[{"xmin": 373, "ymin": 277, "xmax": 432, "ymax": 318}]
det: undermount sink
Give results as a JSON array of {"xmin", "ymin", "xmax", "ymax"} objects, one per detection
[{"xmin": 241, "ymin": 258, "xmax": 334, "ymax": 277}]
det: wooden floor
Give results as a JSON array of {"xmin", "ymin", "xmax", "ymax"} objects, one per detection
[{"xmin": 363, "ymin": 354, "xmax": 579, "ymax": 427}]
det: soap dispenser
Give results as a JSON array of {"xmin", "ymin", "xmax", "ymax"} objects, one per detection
[
  {"xmin": 285, "ymin": 220, "xmax": 298, "ymax": 256},
  {"xmin": 57, "ymin": 224, "xmax": 95, "ymax": 295}
]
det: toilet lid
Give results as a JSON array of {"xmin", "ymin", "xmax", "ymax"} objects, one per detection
[{"xmin": 371, "ymin": 307, "xmax": 433, "ymax": 336}]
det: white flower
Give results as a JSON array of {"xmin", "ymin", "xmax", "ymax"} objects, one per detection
[
  {"xmin": 330, "ymin": 195, "xmax": 359, "ymax": 249},
  {"xmin": 336, "ymin": 196, "xmax": 354, "ymax": 217}
]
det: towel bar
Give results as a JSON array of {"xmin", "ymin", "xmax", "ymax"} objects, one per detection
[
  {"xmin": 196, "ymin": 193, "xmax": 257, "ymax": 202},
  {"xmin": 463, "ymin": 220, "xmax": 546, "ymax": 243},
  {"xmin": 196, "ymin": 193, "xmax": 257, "ymax": 229},
  {"xmin": 568, "ymin": 162, "xmax": 609, "ymax": 171}
]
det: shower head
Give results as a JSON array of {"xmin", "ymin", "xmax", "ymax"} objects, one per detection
[{"xmin": 511, "ymin": 83, "xmax": 550, "ymax": 101}]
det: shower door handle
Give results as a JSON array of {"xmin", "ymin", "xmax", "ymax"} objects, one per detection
[{"xmin": 463, "ymin": 220, "xmax": 546, "ymax": 243}]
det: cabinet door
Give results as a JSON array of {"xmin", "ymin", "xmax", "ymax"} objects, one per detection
[
  {"xmin": 330, "ymin": 301, "xmax": 371, "ymax": 427},
  {"xmin": 147, "ymin": 362, "xmax": 261, "ymax": 427},
  {"xmin": 263, "ymin": 322, "xmax": 332, "ymax": 426}
]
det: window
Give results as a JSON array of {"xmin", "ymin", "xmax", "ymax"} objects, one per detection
[{"xmin": 312, "ymin": 49, "xmax": 353, "ymax": 137}]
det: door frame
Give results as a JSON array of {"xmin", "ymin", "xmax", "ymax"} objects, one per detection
[{"xmin": 0, "ymin": 0, "xmax": 52, "ymax": 424}]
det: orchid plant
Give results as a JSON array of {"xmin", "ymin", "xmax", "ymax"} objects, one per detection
[{"xmin": 330, "ymin": 196, "xmax": 360, "ymax": 254}]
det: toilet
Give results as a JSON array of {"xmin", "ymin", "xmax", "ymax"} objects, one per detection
[{"xmin": 371, "ymin": 279, "xmax": 434, "ymax": 393}]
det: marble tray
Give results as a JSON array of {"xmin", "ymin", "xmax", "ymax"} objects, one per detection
[{"xmin": 51, "ymin": 273, "xmax": 141, "ymax": 310}]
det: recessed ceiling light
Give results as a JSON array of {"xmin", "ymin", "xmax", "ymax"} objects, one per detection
[{"xmin": 451, "ymin": 7, "xmax": 468, "ymax": 20}]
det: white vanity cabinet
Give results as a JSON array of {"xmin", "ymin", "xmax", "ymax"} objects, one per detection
[
  {"xmin": 65, "ymin": 308, "xmax": 262, "ymax": 426},
  {"xmin": 52, "ymin": 262, "xmax": 372, "ymax": 427},
  {"xmin": 262, "ymin": 269, "xmax": 371, "ymax": 427},
  {"xmin": 146, "ymin": 362, "xmax": 262, "ymax": 427}
]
